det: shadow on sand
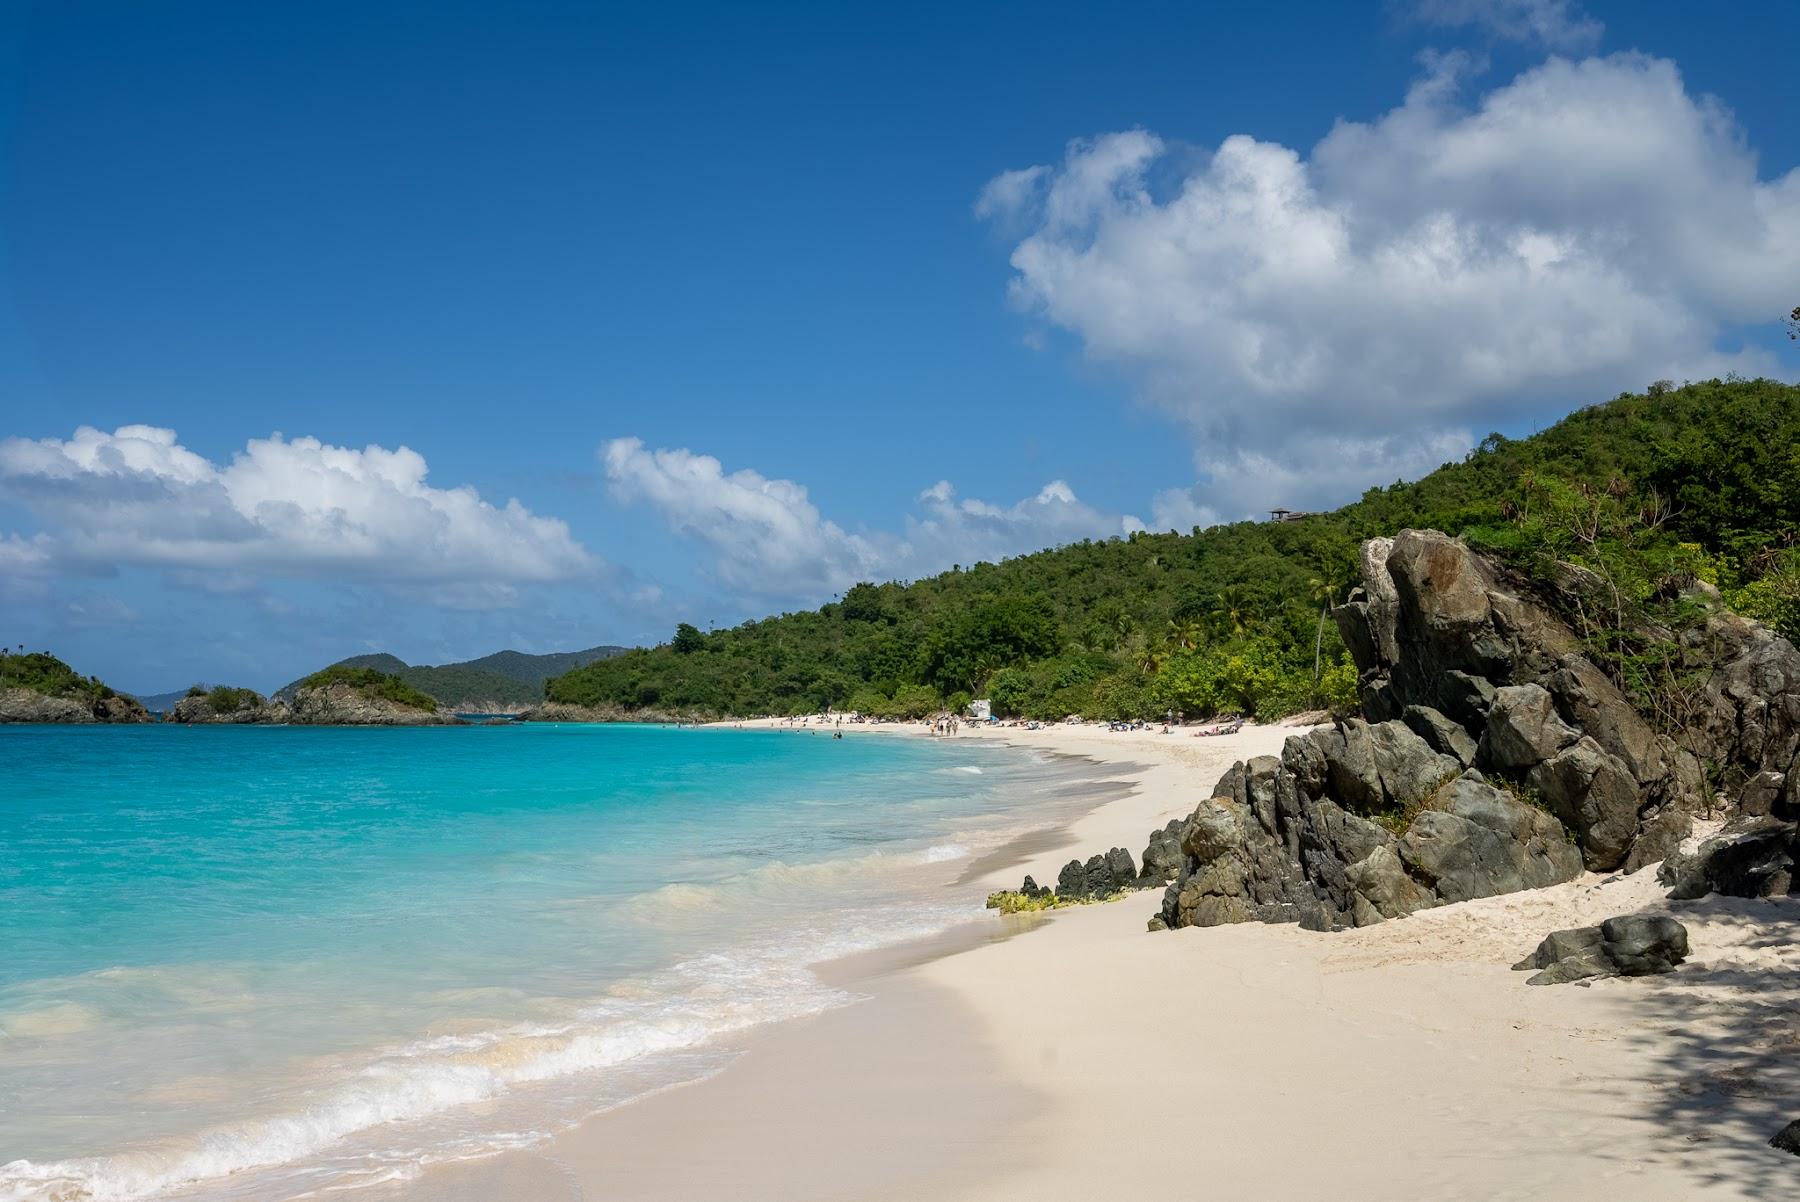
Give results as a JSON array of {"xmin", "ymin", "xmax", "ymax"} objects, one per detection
[{"xmin": 1608, "ymin": 895, "xmax": 1800, "ymax": 1195}]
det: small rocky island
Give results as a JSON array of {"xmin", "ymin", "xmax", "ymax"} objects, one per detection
[
  {"xmin": 0, "ymin": 652, "xmax": 152, "ymax": 723},
  {"xmin": 0, "ymin": 654, "xmax": 465, "ymax": 727},
  {"xmin": 169, "ymin": 666, "xmax": 462, "ymax": 726}
]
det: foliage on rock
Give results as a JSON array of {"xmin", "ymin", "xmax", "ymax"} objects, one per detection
[{"xmin": 299, "ymin": 665, "xmax": 439, "ymax": 712}]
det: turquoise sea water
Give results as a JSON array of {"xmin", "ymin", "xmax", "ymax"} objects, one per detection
[{"xmin": 0, "ymin": 724, "xmax": 1095, "ymax": 1201}]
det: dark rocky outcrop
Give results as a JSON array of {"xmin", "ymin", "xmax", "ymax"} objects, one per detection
[
  {"xmin": 1056, "ymin": 847, "xmax": 1140, "ymax": 901},
  {"xmin": 168, "ymin": 690, "xmax": 291, "ymax": 724},
  {"xmin": 1658, "ymin": 818, "xmax": 1797, "ymax": 900},
  {"xmin": 286, "ymin": 682, "xmax": 462, "ymax": 726},
  {"xmin": 1141, "ymin": 529, "xmax": 1800, "ymax": 933},
  {"xmin": 1337, "ymin": 529, "xmax": 1706, "ymax": 873},
  {"xmin": 1151, "ymin": 750, "xmax": 1580, "ymax": 932},
  {"xmin": 990, "ymin": 528, "xmax": 1800, "ymax": 936},
  {"xmin": 1772, "ymin": 1119, "xmax": 1800, "ymax": 1157},
  {"xmin": 1512, "ymin": 915, "xmax": 1689, "ymax": 985},
  {"xmin": 1137, "ymin": 819, "xmax": 1186, "ymax": 887}
]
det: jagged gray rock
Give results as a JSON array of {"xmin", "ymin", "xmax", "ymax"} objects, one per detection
[
  {"xmin": 1512, "ymin": 925, "xmax": 1612, "ymax": 985},
  {"xmin": 1543, "ymin": 657, "xmax": 1665, "ymax": 787},
  {"xmin": 1403, "ymin": 704, "xmax": 1478, "ymax": 767},
  {"xmin": 1335, "ymin": 529, "xmax": 1744, "ymax": 869},
  {"xmin": 1440, "ymin": 670, "xmax": 1497, "ymax": 728},
  {"xmin": 1154, "ymin": 750, "xmax": 1581, "ymax": 933},
  {"xmin": 1369, "ymin": 720, "xmax": 1462, "ymax": 809},
  {"xmin": 1772, "ymin": 1119, "xmax": 1800, "ymax": 1156},
  {"xmin": 1513, "ymin": 915, "xmax": 1688, "ymax": 984},
  {"xmin": 1129, "ymin": 529, "xmax": 1800, "ymax": 938},
  {"xmin": 1600, "ymin": 915, "xmax": 1691, "ymax": 976},
  {"xmin": 1479, "ymin": 684, "xmax": 1580, "ymax": 773},
  {"xmin": 1055, "ymin": 847, "xmax": 1139, "ymax": 900},
  {"xmin": 1526, "ymin": 737, "xmax": 1640, "ymax": 871},
  {"xmin": 1396, "ymin": 773, "xmax": 1582, "ymax": 903},
  {"xmin": 1137, "ymin": 819, "xmax": 1187, "ymax": 887}
]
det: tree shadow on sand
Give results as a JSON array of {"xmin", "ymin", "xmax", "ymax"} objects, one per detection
[{"xmin": 1604, "ymin": 895, "xmax": 1800, "ymax": 1196}]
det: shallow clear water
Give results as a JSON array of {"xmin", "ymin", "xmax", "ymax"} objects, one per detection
[{"xmin": 0, "ymin": 723, "xmax": 1096, "ymax": 1201}]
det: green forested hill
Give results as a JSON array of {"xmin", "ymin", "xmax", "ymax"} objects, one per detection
[
  {"xmin": 279, "ymin": 645, "xmax": 626, "ymax": 709},
  {"xmin": 546, "ymin": 379, "xmax": 1800, "ymax": 722}
]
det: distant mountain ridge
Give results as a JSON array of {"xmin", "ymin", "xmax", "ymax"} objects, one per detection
[
  {"xmin": 274, "ymin": 645, "xmax": 627, "ymax": 711},
  {"xmin": 131, "ymin": 689, "xmax": 197, "ymax": 714}
]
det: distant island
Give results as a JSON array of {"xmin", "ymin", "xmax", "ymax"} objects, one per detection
[
  {"xmin": 273, "ymin": 645, "xmax": 627, "ymax": 713},
  {"xmin": 0, "ymin": 651, "xmax": 151, "ymax": 723},
  {"xmin": 1, "ymin": 645, "xmax": 629, "ymax": 725},
  {"xmin": 165, "ymin": 666, "xmax": 457, "ymax": 726}
]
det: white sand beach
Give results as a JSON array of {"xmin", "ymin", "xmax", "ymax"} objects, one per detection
[{"xmin": 406, "ymin": 720, "xmax": 1800, "ymax": 1201}]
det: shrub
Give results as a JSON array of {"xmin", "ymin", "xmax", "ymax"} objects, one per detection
[{"xmin": 206, "ymin": 686, "xmax": 264, "ymax": 713}]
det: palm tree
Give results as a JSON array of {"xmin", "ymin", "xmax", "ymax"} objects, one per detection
[
  {"xmin": 1206, "ymin": 585, "xmax": 1253, "ymax": 640},
  {"xmin": 1308, "ymin": 566, "xmax": 1354, "ymax": 691},
  {"xmin": 1164, "ymin": 617, "xmax": 1206, "ymax": 652}
]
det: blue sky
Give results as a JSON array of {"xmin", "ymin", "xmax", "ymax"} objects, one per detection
[{"xmin": 2, "ymin": 0, "xmax": 1796, "ymax": 694}]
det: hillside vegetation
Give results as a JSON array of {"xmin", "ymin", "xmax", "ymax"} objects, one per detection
[
  {"xmin": 545, "ymin": 379, "xmax": 1800, "ymax": 723},
  {"xmin": 280, "ymin": 645, "xmax": 625, "ymax": 710}
]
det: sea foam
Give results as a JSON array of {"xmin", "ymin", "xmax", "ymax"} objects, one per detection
[
  {"xmin": 0, "ymin": 722, "xmax": 1078, "ymax": 1202},
  {"xmin": 0, "ymin": 902, "xmax": 987, "ymax": 1202}
]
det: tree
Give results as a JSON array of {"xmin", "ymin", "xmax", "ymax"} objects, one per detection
[
  {"xmin": 1206, "ymin": 585, "xmax": 1254, "ymax": 639},
  {"xmin": 841, "ymin": 582, "xmax": 887, "ymax": 624},
  {"xmin": 672, "ymin": 623, "xmax": 706, "ymax": 654}
]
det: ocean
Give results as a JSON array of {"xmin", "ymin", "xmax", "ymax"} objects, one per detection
[{"xmin": 0, "ymin": 723, "xmax": 1101, "ymax": 1201}]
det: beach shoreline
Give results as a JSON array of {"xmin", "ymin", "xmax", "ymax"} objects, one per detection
[{"xmin": 399, "ymin": 719, "xmax": 1800, "ymax": 1201}]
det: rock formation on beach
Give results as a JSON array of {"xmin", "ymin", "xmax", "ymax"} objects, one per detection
[
  {"xmin": 1512, "ymin": 914, "xmax": 1690, "ymax": 985},
  {"xmin": 1151, "ymin": 529, "xmax": 1800, "ymax": 931},
  {"xmin": 1144, "ymin": 530, "xmax": 1800, "ymax": 931},
  {"xmin": 1010, "ymin": 528, "xmax": 1800, "ymax": 931}
]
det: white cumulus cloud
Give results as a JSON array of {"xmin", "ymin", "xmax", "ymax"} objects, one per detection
[
  {"xmin": 603, "ymin": 437, "xmax": 1142, "ymax": 600},
  {"xmin": 906, "ymin": 478, "xmax": 1144, "ymax": 568},
  {"xmin": 980, "ymin": 51, "xmax": 1800, "ymax": 513},
  {"xmin": 0, "ymin": 425, "xmax": 595, "ymax": 590},
  {"xmin": 603, "ymin": 437, "xmax": 886, "ymax": 596}
]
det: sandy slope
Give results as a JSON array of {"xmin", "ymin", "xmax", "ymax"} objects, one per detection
[{"xmin": 405, "ymin": 720, "xmax": 1800, "ymax": 1201}]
